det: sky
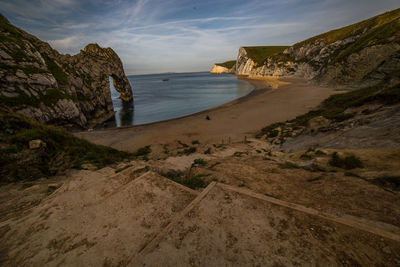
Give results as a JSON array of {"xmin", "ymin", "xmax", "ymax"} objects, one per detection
[{"xmin": 0, "ymin": 0, "xmax": 398, "ymax": 75}]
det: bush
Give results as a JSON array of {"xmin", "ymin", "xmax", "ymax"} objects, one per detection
[
  {"xmin": 329, "ymin": 152, "xmax": 363, "ymax": 169},
  {"xmin": 159, "ymin": 171, "xmax": 209, "ymax": 189},
  {"xmin": 193, "ymin": 158, "xmax": 207, "ymax": 166},
  {"xmin": 182, "ymin": 147, "xmax": 196, "ymax": 155},
  {"xmin": 278, "ymin": 162, "xmax": 300, "ymax": 169},
  {"xmin": 134, "ymin": 145, "xmax": 151, "ymax": 157},
  {"xmin": 268, "ymin": 129, "xmax": 279, "ymax": 138}
]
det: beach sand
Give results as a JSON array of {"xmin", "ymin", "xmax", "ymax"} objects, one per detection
[{"xmin": 75, "ymin": 76, "xmax": 337, "ymax": 152}]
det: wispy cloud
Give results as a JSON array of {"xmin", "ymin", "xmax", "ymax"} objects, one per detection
[{"xmin": 1, "ymin": 0, "xmax": 398, "ymax": 74}]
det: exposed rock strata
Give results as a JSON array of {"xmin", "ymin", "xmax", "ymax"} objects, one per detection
[
  {"xmin": 0, "ymin": 14, "xmax": 132, "ymax": 128},
  {"xmin": 210, "ymin": 64, "xmax": 232, "ymax": 74},
  {"xmin": 233, "ymin": 9, "xmax": 400, "ymax": 88}
]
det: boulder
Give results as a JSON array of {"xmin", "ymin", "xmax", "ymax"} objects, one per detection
[
  {"xmin": 29, "ymin": 139, "xmax": 46, "ymax": 149},
  {"xmin": 307, "ymin": 116, "xmax": 330, "ymax": 133}
]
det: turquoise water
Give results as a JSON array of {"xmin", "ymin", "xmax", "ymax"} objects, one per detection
[{"xmin": 102, "ymin": 72, "xmax": 253, "ymax": 127}]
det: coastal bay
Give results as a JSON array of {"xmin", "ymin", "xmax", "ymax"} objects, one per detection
[{"xmin": 75, "ymin": 76, "xmax": 337, "ymax": 152}]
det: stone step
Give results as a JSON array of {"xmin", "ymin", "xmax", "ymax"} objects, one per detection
[
  {"xmin": 135, "ymin": 182, "xmax": 400, "ymax": 266},
  {"xmin": 1, "ymin": 171, "xmax": 198, "ymax": 266}
]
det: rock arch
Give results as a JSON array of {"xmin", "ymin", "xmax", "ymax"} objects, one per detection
[
  {"xmin": 0, "ymin": 14, "xmax": 134, "ymax": 129},
  {"xmin": 80, "ymin": 44, "xmax": 133, "ymax": 102}
]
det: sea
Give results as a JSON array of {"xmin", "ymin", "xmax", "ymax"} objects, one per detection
[{"xmin": 101, "ymin": 72, "xmax": 253, "ymax": 128}]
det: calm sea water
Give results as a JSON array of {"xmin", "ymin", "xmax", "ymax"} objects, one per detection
[{"xmin": 102, "ymin": 72, "xmax": 253, "ymax": 127}]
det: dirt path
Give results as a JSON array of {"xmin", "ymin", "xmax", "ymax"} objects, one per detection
[{"xmin": 75, "ymin": 77, "xmax": 336, "ymax": 152}]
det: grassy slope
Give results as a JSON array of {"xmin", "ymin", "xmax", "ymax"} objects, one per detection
[
  {"xmin": 215, "ymin": 60, "xmax": 236, "ymax": 69},
  {"xmin": 292, "ymin": 8, "xmax": 400, "ymax": 60},
  {"xmin": 0, "ymin": 112, "xmax": 132, "ymax": 182},
  {"xmin": 257, "ymin": 82, "xmax": 400, "ymax": 138},
  {"xmin": 243, "ymin": 46, "xmax": 289, "ymax": 66}
]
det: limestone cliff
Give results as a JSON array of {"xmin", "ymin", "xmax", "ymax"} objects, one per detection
[
  {"xmin": 210, "ymin": 64, "xmax": 233, "ymax": 74},
  {"xmin": 234, "ymin": 9, "xmax": 400, "ymax": 88},
  {"xmin": 210, "ymin": 60, "xmax": 236, "ymax": 74},
  {"xmin": 0, "ymin": 14, "xmax": 133, "ymax": 128},
  {"xmin": 235, "ymin": 47, "xmax": 255, "ymax": 75}
]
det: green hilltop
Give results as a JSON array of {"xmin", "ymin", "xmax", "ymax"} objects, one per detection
[
  {"xmin": 242, "ymin": 46, "xmax": 289, "ymax": 66},
  {"xmin": 215, "ymin": 60, "xmax": 236, "ymax": 69},
  {"xmin": 293, "ymin": 8, "xmax": 400, "ymax": 61}
]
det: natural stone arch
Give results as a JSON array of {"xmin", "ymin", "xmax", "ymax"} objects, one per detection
[
  {"xmin": 80, "ymin": 44, "xmax": 133, "ymax": 102},
  {"xmin": 0, "ymin": 14, "xmax": 134, "ymax": 128}
]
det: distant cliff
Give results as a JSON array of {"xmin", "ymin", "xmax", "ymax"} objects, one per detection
[
  {"xmin": 219, "ymin": 8, "xmax": 400, "ymax": 88},
  {"xmin": 0, "ymin": 14, "xmax": 133, "ymax": 128},
  {"xmin": 235, "ymin": 46, "xmax": 289, "ymax": 75},
  {"xmin": 210, "ymin": 60, "xmax": 236, "ymax": 74}
]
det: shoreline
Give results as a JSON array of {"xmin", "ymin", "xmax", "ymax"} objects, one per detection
[
  {"xmin": 89, "ymin": 75, "xmax": 263, "ymax": 132},
  {"xmin": 75, "ymin": 76, "xmax": 336, "ymax": 152}
]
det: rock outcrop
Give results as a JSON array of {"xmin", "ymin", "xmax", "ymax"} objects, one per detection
[
  {"xmin": 0, "ymin": 14, "xmax": 133, "ymax": 128},
  {"xmin": 235, "ymin": 47, "xmax": 256, "ymax": 75},
  {"xmin": 210, "ymin": 64, "xmax": 232, "ymax": 74},
  {"xmin": 210, "ymin": 60, "xmax": 236, "ymax": 74},
  {"xmin": 233, "ymin": 8, "xmax": 400, "ymax": 88}
]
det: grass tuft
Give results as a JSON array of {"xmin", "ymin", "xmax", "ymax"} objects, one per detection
[{"xmin": 329, "ymin": 152, "xmax": 363, "ymax": 170}]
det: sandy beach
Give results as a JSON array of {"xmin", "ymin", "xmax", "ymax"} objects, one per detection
[{"xmin": 75, "ymin": 76, "xmax": 337, "ymax": 152}]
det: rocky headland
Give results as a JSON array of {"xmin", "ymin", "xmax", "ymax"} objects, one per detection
[
  {"xmin": 0, "ymin": 15, "xmax": 132, "ymax": 129},
  {"xmin": 210, "ymin": 60, "xmax": 236, "ymax": 74},
  {"xmin": 212, "ymin": 8, "xmax": 400, "ymax": 89}
]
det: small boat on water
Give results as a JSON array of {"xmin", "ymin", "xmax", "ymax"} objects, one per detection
[{"xmin": 162, "ymin": 78, "xmax": 169, "ymax": 82}]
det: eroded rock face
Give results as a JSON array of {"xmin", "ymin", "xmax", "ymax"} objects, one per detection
[
  {"xmin": 210, "ymin": 64, "xmax": 234, "ymax": 74},
  {"xmin": 233, "ymin": 9, "xmax": 400, "ymax": 88},
  {"xmin": 235, "ymin": 47, "xmax": 256, "ymax": 76},
  {"xmin": 0, "ymin": 14, "xmax": 132, "ymax": 128}
]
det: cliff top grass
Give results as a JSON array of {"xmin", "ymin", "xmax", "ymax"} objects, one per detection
[
  {"xmin": 243, "ymin": 46, "xmax": 289, "ymax": 66},
  {"xmin": 293, "ymin": 8, "xmax": 400, "ymax": 49},
  {"xmin": 215, "ymin": 60, "xmax": 236, "ymax": 69},
  {"xmin": 0, "ymin": 112, "xmax": 132, "ymax": 182}
]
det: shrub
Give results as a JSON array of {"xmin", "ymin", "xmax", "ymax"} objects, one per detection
[
  {"xmin": 182, "ymin": 147, "xmax": 196, "ymax": 155},
  {"xmin": 193, "ymin": 158, "xmax": 207, "ymax": 166},
  {"xmin": 329, "ymin": 152, "xmax": 363, "ymax": 169},
  {"xmin": 268, "ymin": 129, "xmax": 279, "ymax": 138},
  {"xmin": 134, "ymin": 145, "xmax": 151, "ymax": 157},
  {"xmin": 159, "ymin": 171, "xmax": 209, "ymax": 189},
  {"xmin": 278, "ymin": 162, "xmax": 300, "ymax": 169}
]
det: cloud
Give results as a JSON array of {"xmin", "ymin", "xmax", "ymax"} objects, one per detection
[
  {"xmin": 1, "ymin": 0, "xmax": 398, "ymax": 74},
  {"xmin": 47, "ymin": 35, "xmax": 87, "ymax": 53}
]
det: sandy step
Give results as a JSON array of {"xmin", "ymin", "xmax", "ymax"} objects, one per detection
[
  {"xmin": 96, "ymin": 166, "xmax": 116, "ymax": 176},
  {"xmin": 0, "ymin": 171, "xmax": 198, "ymax": 266},
  {"xmin": 136, "ymin": 183, "xmax": 400, "ymax": 266}
]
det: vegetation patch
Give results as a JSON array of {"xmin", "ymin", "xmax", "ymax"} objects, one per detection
[
  {"xmin": 134, "ymin": 145, "xmax": 151, "ymax": 157},
  {"xmin": 1, "ymin": 87, "xmax": 77, "ymax": 108},
  {"xmin": 215, "ymin": 60, "xmax": 236, "ymax": 69},
  {"xmin": 329, "ymin": 152, "xmax": 363, "ymax": 170},
  {"xmin": 278, "ymin": 162, "xmax": 301, "ymax": 169},
  {"xmin": 371, "ymin": 176, "xmax": 400, "ymax": 191},
  {"xmin": 179, "ymin": 146, "xmax": 197, "ymax": 155},
  {"xmin": 243, "ymin": 46, "xmax": 289, "ymax": 66},
  {"xmin": 257, "ymin": 82, "xmax": 400, "ymax": 138},
  {"xmin": 293, "ymin": 8, "xmax": 400, "ymax": 49},
  {"xmin": 159, "ymin": 171, "xmax": 209, "ymax": 189},
  {"xmin": 42, "ymin": 54, "xmax": 69, "ymax": 86},
  {"xmin": 193, "ymin": 158, "xmax": 207, "ymax": 166},
  {"xmin": 0, "ymin": 112, "xmax": 132, "ymax": 182}
]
